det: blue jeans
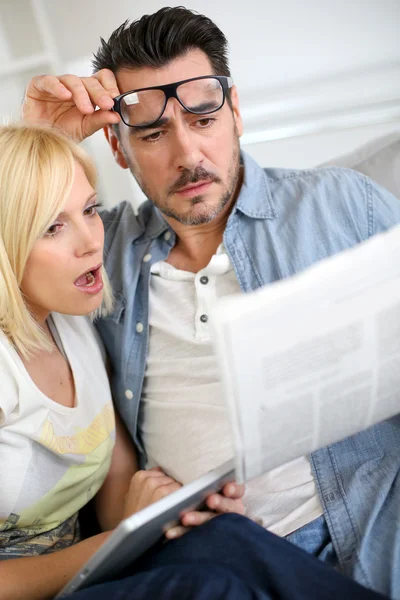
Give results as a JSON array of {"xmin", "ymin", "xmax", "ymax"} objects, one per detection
[{"xmin": 71, "ymin": 514, "xmax": 386, "ymax": 599}]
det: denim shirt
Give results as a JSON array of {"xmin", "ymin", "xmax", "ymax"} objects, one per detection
[{"xmin": 98, "ymin": 152, "xmax": 400, "ymax": 597}]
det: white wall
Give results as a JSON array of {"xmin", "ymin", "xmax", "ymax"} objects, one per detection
[
  {"xmin": 0, "ymin": 0, "xmax": 399, "ymax": 206},
  {"xmin": 43, "ymin": 0, "xmax": 400, "ymax": 83}
]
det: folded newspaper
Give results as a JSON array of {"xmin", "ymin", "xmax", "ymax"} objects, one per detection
[{"xmin": 211, "ymin": 223, "xmax": 400, "ymax": 484}]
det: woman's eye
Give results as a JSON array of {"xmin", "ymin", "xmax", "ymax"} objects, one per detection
[
  {"xmin": 84, "ymin": 202, "xmax": 102, "ymax": 217},
  {"xmin": 45, "ymin": 223, "xmax": 62, "ymax": 237}
]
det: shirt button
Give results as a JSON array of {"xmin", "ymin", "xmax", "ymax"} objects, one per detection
[
  {"xmin": 200, "ymin": 276, "xmax": 209, "ymax": 285},
  {"xmin": 136, "ymin": 322, "xmax": 144, "ymax": 334},
  {"xmin": 200, "ymin": 314, "xmax": 208, "ymax": 323},
  {"xmin": 164, "ymin": 231, "xmax": 172, "ymax": 241},
  {"xmin": 143, "ymin": 253, "xmax": 152, "ymax": 263},
  {"xmin": 125, "ymin": 389, "xmax": 134, "ymax": 400}
]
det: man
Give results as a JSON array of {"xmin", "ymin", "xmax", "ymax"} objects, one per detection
[{"xmin": 22, "ymin": 6, "xmax": 400, "ymax": 597}]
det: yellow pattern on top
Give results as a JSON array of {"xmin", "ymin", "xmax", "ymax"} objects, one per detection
[{"xmin": 39, "ymin": 403, "xmax": 115, "ymax": 455}]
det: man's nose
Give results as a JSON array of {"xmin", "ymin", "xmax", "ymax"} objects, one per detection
[
  {"xmin": 173, "ymin": 127, "xmax": 204, "ymax": 172},
  {"xmin": 167, "ymin": 105, "xmax": 203, "ymax": 171}
]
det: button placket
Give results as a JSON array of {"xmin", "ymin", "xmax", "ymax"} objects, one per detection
[{"xmin": 194, "ymin": 269, "xmax": 215, "ymax": 338}]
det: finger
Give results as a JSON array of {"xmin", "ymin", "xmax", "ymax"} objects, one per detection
[
  {"xmin": 148, "ymin": 466, "xmax": 164, "ymax": 472},
  {"xmin": 165, "ymin": 525, "xmax": 192, "ymax": 540},
  {"xmin": 134, "ymin": 473, "xmax": 181, "ymax": 494},
  {"xmin": 205, "ymin": 492, "xmax": 223, "ymax": 510},
  {"xmin": 82, "ymin": 77, "xmax": 115, "ymax": 110},
  {"xmin": 82, "ymin": 109, "xmax": 120, "ymax": 138},
  {"xmin": 180, "ymin": 510, "xmax": 216, "ymax": 527},
  {"xmin": 29, "ymin": 75, "xmax": 72, "ymax": 100},
  {"xmin": 222, "ymin": 481, "xmax": 245, "ymax": 499},
  {"xmin": 58, "ymin": 74, "xmax": 98, "ymax": 113},
  {"xmin": 154, "ymin": 481, "xmax": 182, "ymax": 500},
  {"xmin": 149, "ymin": 475, "xmax": 180, "ymax": 489},
  {"xmin": 93, "ymin": 68, "xmax": 121, "ymax": 99},
  {"xmin": 205, "ymin": 494, "xmax": 245, "ymax": 515},
  {"xmin": 131, "ymin": 469, "xmax": 170, "ymax": 486}
]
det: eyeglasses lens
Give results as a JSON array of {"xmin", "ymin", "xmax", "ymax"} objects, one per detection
[{"xmin": 120, "ymin": 78, "xmax": 224, "ymax": 127}]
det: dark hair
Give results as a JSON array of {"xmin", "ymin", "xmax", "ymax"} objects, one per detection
[{"xmin": 92, "ymin": 6, "xmax": 231, "ymax": 78}]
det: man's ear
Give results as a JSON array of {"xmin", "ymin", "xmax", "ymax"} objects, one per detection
[
  {"xmin": 103, "ymin": 125, "xmax": 129, "ymax": 170},
  {"xmin": 230, "ymin": 85, "xmax": 243, "ymax": 138}
]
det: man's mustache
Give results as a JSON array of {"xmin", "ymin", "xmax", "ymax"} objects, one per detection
[{"xmin": 168, "ymin": 167, "xmax": 221, "ymax": 195}]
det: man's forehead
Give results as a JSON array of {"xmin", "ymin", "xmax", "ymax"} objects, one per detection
[{"xmin": 115, "ymin": 49, "xmax": 214, "ymax": 93}]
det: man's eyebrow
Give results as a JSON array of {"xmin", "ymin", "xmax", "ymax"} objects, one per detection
[
  {"xmin": 130, "ymin": 104, "xmax": 218, "ymax": 135},
  {"xmin": 55, "ymin": 192, "xmax": 97, "ymax": 220},
  {"xmin": 189, "ymin": 102, "xmax": 216, "ymax": 113},
  {"xmin": 129, "ymin": 117, "xmax": 169, "ymax": 134}
]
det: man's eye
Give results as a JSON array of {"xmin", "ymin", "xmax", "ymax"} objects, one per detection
[
  {"xmin": 197, "ymin": 118, "xmax": 215, "ymax": 127},
  {"xmin": 142, "ymin": 131, "xmax": 163, "ymax": 142}
]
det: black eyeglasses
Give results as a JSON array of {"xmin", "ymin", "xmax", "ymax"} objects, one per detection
[{"xmin": 113, "ymin": 75, "xmax": 233, "ymax": 128}]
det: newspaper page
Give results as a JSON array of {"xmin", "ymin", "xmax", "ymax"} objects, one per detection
[{"xmin": 211, "ymin": 224, "xmax": 400, "ymax": 484}]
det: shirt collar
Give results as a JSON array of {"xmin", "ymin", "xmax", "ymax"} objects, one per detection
[
  {"xmin": 234, "ymin": 151, "xmax": 277, "ymax": 219},
  {"xmin": 136, "ymin": 200, "xmax": 172, "ymax": 243}
]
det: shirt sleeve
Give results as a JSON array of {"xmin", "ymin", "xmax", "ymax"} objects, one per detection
[
  {"xmin": 369, "ymin": 177, "xmax": 400, "ymax": 236},
  {"xmin": 99, "ymin": 200, "xmax": 142, "ymax": 256}
]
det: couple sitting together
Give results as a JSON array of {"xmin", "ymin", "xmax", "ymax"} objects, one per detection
[{"xmin": 1, "ymin": 6, "xmax": 400, "ymax": 600}]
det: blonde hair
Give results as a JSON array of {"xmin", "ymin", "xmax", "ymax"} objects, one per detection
[{"xmin": 0, "ymin": 124, "xmax": 113, "ymax": 358}]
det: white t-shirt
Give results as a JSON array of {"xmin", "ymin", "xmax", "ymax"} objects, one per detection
[
  {"xmin": 0, "ymin": 313, "xmax": 115, "ymax": 558},
  {"xmin": 139, "ymin": 246, "xmax": 323, "ymax": 537}
]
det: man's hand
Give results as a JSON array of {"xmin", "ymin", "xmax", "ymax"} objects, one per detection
[
  {"xmin": 205, "ymin": 481, "xmax": 246, "ymax": 516},
  {"xmin": 166, "ymin": 481, "xmax": 246, "ymax": 539},
  {"xmin": 22, "ymin": 70, "xmax": 121, "ymax": 142}
]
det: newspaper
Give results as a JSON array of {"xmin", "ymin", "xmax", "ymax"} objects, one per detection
[{"xmin": 211, "ymin": 224, "xmax": 400, "ymax": 484}]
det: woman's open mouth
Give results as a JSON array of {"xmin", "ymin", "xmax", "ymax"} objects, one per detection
[{"xmin": 74, "ymin": 264, "xmax": 103, "ymax": 295}]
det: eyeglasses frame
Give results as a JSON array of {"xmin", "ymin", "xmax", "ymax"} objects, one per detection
[{"xmin": 112, "ymin": 75, "xmax": 233, "ymax": 128}]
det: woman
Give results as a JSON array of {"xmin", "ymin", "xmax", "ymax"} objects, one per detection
[
  {"xmin": 0, "ymin": 125, "xmax": 383, "ymax": 600},
  {"xmin": 0, "ymin": 123, "xmax": 192, "ymax": 596}
]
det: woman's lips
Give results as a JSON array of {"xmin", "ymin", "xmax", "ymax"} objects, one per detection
[
  {"xmin": 175, "ymin": 181, "xmax": 213, "ymax": 198},
  {"xmin": 74, "ymin": 266, "xmax": 103, "ymax": 295}
]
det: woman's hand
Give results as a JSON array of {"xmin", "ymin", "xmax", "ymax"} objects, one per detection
[
  {"xmin": 123, "ymin": 468, "xmax": 245, "ymax": 540},
  {"xmin": 22, "ymin": 70, "xmax": 121, "ymax": 142},
  {"xmin": 123, "ymin": 467, "xmax": 182, "ymax": 519}
]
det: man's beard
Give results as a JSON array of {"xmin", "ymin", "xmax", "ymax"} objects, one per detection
[{"xmin": 125, "ymin": 135, "xmax": 242, "ymax": 226}]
